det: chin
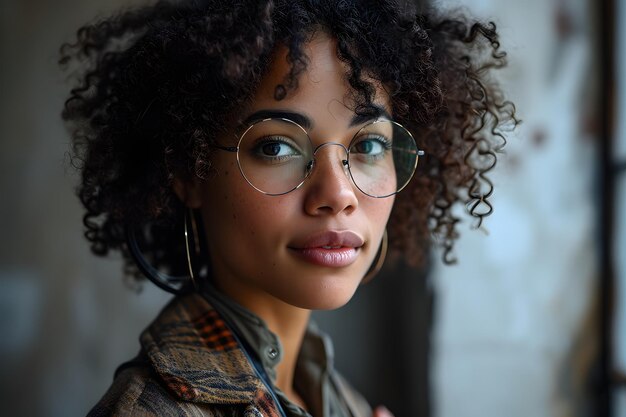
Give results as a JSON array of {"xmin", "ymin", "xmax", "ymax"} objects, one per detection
[
  {"xmin": 279, "ymin": 278, "xmax": 360, "ymax": 311},
  {"xmin": 307, "ymin": 297, "xmax": 353, "ymax": 311}
]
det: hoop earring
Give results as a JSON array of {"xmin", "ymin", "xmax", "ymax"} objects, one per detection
[
  {"xmin": 361, "ymin": 229, "xmax": 388, "ymax": 284},
  {"xmin": 184, "ymin": 208, "xmax": 200, "ymax": 291},
  {"xmin": 125, "ymin": 209, "xmax": 200, "ymax": 295}
]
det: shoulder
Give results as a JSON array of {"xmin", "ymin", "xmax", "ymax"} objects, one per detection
[
  {"xmin": 331, "ymin": 371, "xmax": 373, "ymax": 417},
  {"xmin": 302, "ymin": 322, "xmax": 373, "ymax": 417},
  {"xmin": 87, "ymin": 357, "xmax": 235, "ymax": 417},
  {"xmin": 86, "ymin": 294, "xmax": 277, "ymax": 417},
  {"xmin": 86, "ymin": 357, "xmax": 173, "ymax": 417}
]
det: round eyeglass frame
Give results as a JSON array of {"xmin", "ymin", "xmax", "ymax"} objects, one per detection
[{"xmin": 214, "ymin": 117, "xmax": 425, "ymax": 198}]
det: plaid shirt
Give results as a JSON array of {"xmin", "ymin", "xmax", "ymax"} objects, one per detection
[{"xmin": 87, "ymin": 293, "xmax": 371, "ymax": 417}]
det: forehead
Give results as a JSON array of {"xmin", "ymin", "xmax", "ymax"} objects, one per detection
[{"xmin": 244, "ymin": 34, "xmax": 391, "ymax": 128}]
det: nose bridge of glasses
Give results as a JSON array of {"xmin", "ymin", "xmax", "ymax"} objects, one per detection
[
  {"xmin": 313, "ymin": 141, "xmax": 349, "ymax": 155},
  {"xmin": 311, "ymin": 142, "xmax": 350, "ymax": 174}
]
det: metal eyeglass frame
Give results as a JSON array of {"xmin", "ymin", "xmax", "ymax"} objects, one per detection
[{"xmin": 213, "ymin": 117, "xmax": 425, "ymax": 198}]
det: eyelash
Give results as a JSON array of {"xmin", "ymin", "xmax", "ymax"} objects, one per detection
[{"xmin": 252, "ymin": 136, "xmax": 303, "ymax": 161}]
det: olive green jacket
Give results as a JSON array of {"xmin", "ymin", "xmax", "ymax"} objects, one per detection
[{"xmin": 87, "ymin": 293, "xmax": 371, "ymax": 417}]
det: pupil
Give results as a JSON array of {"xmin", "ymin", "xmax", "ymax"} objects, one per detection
[
  {"xmin": 263, "ymin": 143, "xmax": 281, "ymax": 156},
  {"xmin": 358, "ymin": 141, "xmax": 373, "ymax": 153}
]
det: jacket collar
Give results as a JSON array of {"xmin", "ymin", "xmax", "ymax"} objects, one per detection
[{"xmin": 140, "ymin": 293, "xmax": 267, "ymax": 405}]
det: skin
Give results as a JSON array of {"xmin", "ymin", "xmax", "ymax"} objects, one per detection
[{"xmin": 175, "ymin": 33, "xmax": 395, "ymax": 416}]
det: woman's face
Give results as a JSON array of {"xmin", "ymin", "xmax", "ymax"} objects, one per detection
[{"xmin": 189, "ymin": 34, "xmax": 395, "ymax": 310}]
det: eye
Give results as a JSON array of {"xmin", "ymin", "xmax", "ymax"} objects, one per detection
[
  {"xmin": 252, "ymin": 136, "xmax": 303, "ymax": 161},
  {"xmin": 350, "ymin": 135, "xmax": 392, "ymax": 159}
]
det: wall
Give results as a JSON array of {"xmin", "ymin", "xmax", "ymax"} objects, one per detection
[
  {"xmin": 0, "ymin": 1, "xmax": 171, "ymax": 416},
  {"xmin": 431, "ymin": 0, "xmax": 598, "ymax": 416}
]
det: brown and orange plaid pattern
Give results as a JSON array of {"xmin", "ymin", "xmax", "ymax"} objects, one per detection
[
  {"xmin": 87, "ymin": 293, "xmax": 280, "ymax": 416},
  {"xmin": 86, "ymin": 293, "xmax": 371, "ymax": 417},
  {"xmin": 192, "ymin": 309, "xmax": 239, "ymax": 352}
]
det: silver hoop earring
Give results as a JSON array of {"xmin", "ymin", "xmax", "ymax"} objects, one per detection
[
  {"xmin": 361, "ymin": 229, "xmax": 388, "ymax": 284},
  {"xmin": 184, "ymin": 208, "xmax": 200, "ymax": 291},
  {"xmin": 125, "ymin": 208, "xmax": 200, "ymax": 295}
]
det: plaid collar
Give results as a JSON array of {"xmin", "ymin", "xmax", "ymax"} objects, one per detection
[{"xmin": 139, "ymin": 293, "xmax": 274, "ymax": 407}]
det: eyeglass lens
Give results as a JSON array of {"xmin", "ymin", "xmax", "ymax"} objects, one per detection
[{"xmin": 236, "ymin": 118, "xmax": 419, "ymax": 197}]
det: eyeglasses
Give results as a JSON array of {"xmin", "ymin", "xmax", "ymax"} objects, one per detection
[{"xmin": 214, "ymin": 117, "xmax": 424, "ymax": 198}]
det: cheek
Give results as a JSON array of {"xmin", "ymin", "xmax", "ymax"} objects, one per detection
[
  {"xmin": 362, "ymin": 194, "xmax": 395, "ymax": 227},
  {"xmin": 200, "ymin": 161, "xmax": 294, "ymax": 248}
]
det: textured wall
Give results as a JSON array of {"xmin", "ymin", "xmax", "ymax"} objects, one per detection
[
  {"xmin": 614, "ymin": 0, "xmax": 626, "ymax": 415},
  {"xmin": 0, "ymin": 1, "xmax": 171, "ymax": 416},
  {"xmin": 431, "ymin": 0, "xmax": 598, "ymax": 416}
]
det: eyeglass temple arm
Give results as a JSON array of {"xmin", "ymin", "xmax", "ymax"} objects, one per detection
[
  {"xmin": 213, "ymin": 144, "xmax": 238, "ymax": 153},
  {"xmin": 402, "ymin": 149, "xmax": 425, "ymax": 155}
]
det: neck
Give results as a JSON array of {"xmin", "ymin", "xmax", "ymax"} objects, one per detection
[
  {"xmin": 257, "ymin": 301, "xmax": 311, "ymax": 396},
  {"xmin": 212, "ymin": 280, "xmax": 311, "ymax": 401}
]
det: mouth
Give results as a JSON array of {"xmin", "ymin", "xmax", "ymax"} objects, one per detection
[{"xmin": 288, "ymin": 230, "xmax": 364, "ymax": 268}]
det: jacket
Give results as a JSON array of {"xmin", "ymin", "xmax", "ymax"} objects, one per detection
[{"xmin": 87, "ymin": 292, "xmax": 372, "ymax": 417}]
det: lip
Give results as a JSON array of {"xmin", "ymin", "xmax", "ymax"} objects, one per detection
[
  {"xmin": 288, "ymin": 230, "xmax": 364, "ymax": 268},
  {"xmin": 290, "ymin": 247, "xmax": 359, "ymax": 267},
  {"xmin": 290, "ymin": 230, "xmax": 365, "ymax": 249}
]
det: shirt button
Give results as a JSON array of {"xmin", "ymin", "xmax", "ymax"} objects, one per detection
[{"xmin": 267, "ymin": 346, "xmax": 278, "ymax": 359}]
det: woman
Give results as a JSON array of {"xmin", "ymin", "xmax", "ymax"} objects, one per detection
[{"xmin": 60, "ymin": 0, "xmax": 516, "ymax": 415}]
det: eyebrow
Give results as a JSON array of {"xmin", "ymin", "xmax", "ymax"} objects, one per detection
[
  {"xmin": 243, "ymin": 110, "xmax": 312, "ymax": 129},
  {"xmin": 242, "ymin": 105, "xmax": 392, "ymax": 130},
  {"xmin": 349, "ymin": 105, "xmax": 392, "ymax": 127}
]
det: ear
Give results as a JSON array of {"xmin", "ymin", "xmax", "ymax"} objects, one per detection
[{"xmin": 172, "ymin": 176, "xmax": 203, "ymax": 208}]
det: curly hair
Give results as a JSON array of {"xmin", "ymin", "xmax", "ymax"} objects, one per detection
[{"xmin": 60, "ymin": 0, "xmax": 518, "ymax": 282}]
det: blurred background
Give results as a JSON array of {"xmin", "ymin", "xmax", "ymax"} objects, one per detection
[{"xmin": 0, "ymin": 0, "xmax": 623, "ymax": 416}]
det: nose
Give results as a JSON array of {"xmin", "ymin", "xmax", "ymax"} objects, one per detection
[{"xmin": 303, "ymin": 142, "xmax": 359, "ymax": 216}]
